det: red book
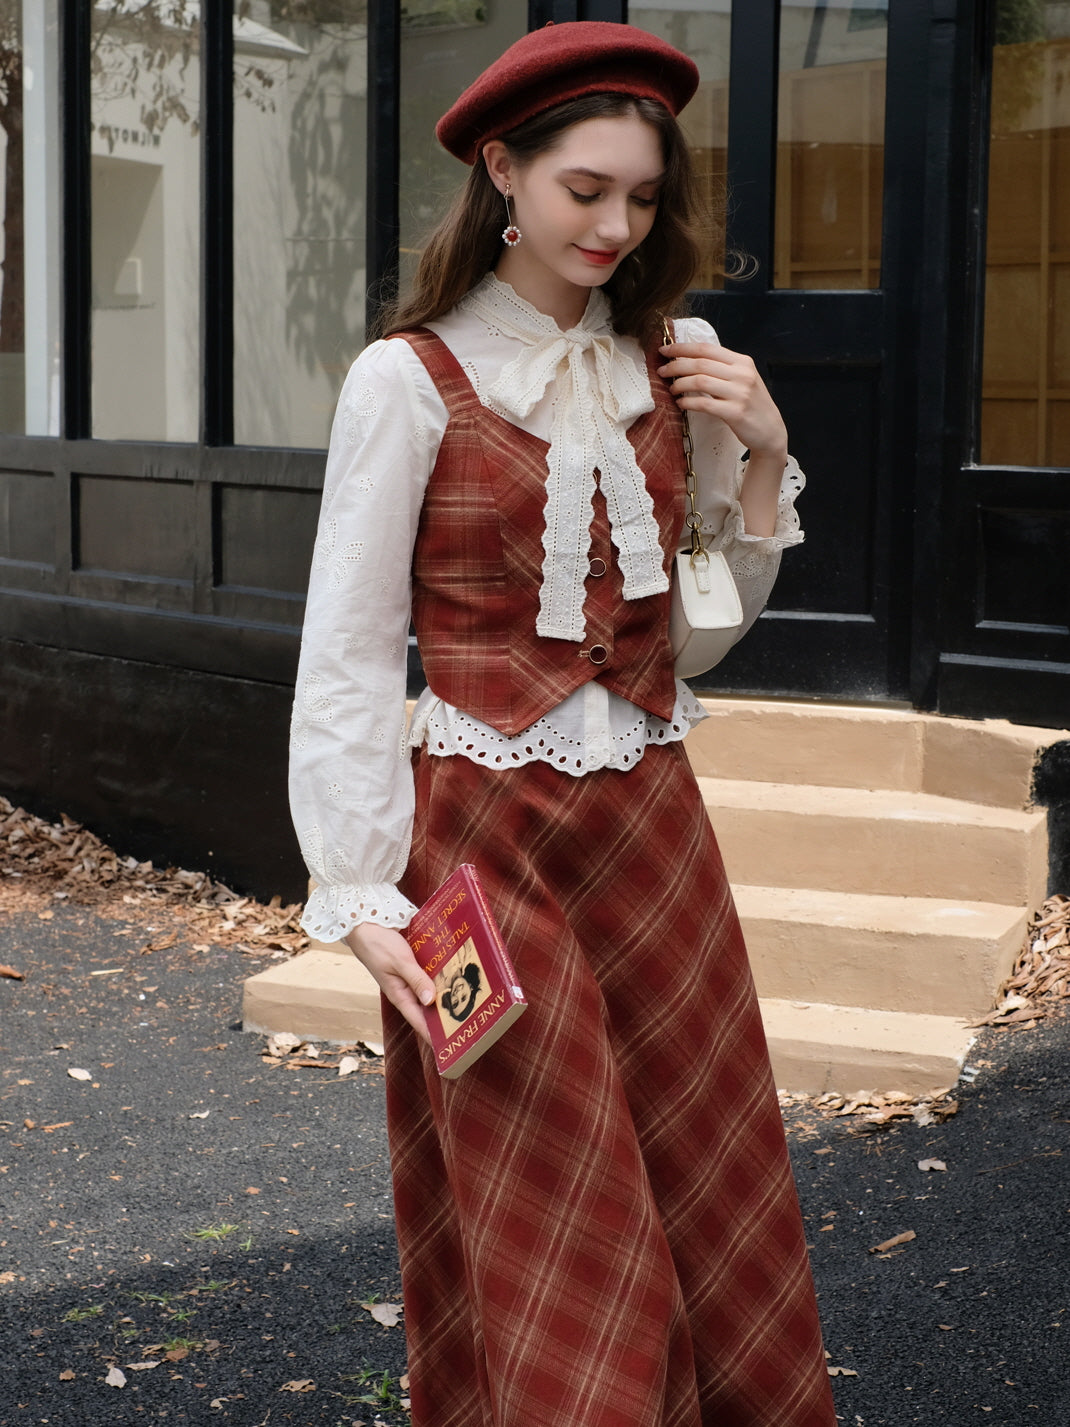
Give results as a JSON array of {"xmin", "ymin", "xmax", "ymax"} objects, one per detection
[{"xmin": 405, "ymin": 864, "xmax": 527, "ymax": 1078}]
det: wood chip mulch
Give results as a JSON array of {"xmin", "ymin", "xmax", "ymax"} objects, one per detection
[{"xmin": 0, "ymin": 795, "xmax": 310, "ymax": 959}]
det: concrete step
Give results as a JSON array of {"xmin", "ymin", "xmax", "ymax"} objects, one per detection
[
  {"xmin": 758, "ymin": 998, "xmax": 975, "ymax": 1096},
  {"xmin": 686, "ymin": 697, "xmax": 1060, "ymax": 808},
  {"xmin": 701, "ymin": 777, "xmax": 1048, "ymax": 907},
  {"xmin": 242, "ymin": 947, "xmax": 382, "ymax": 1047},
  {"xmin": 735, "ymin": 886, "xmax": 1026, "ymax": 1020},
  {"xmin": 241, "ymin": 952, "xmax": 975, "ymax": 1098}
]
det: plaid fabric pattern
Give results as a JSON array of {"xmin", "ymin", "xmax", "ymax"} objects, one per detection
[
  {"xmin": 399, "ymin": 329, "xmax": 685, "ymax": 734},
  {"xmin": 388, "ymin": 741, "xmax": 836, "ymax": 1427}
]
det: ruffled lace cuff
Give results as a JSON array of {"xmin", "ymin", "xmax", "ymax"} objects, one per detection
[
  {"xmin": 713, "ymin": 452, "xmax": 806, "ymax": 556},
  {"xmin": 300, "ymin": 881, "xmax": 419, "ymax": 943}
]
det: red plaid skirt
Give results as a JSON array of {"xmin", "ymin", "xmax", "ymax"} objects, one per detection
[{"xmin": 388, "ymin": 740, "xmax": 835, "ymax": 1427}]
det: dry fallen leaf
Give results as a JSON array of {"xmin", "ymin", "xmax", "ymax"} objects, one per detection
[
  {"xmin": 58, "ymin": 1369, "xmax": 75, "ymax": 1381},
  {"xmin": 280, "ymin": 1379, "xmax": 316, "ymax": 1392},
  {"xmin": 827, "ymin": 1366, "xmax": 859, "ymax": 1378},
  {"xmin": 0, "ymin": 1271, "xmax": 16, "ymax": 1284},
  {"xmin": 164, "ymin": 1347, "xmax": 189, "ymax": 1363},
  {"xmin": 105, "ymin": 1366, "xmax": 127, "ymax": 1388},
  {"xmin": 67, "ymin": 1068, "xmax": 92, "ymax": 1081},
  {"xmin": 188, "ymin": 1110, "xmax": 210, "ymax": 1120},
  {"xmin": 361, "ymin": 1040, "xmax": 385, "ymax": 1057},
  {"xmin": 870, "ymin": 1230, "xmax": 916, "ymax": 1254},
  {"xmin": 362, "ymin": 1300, "xmax": 403, "ymax": 1328},
  {"xmin": 918, "ymin": 1158, "xmax": 947, "ymax": 1172},
  {"xmin": 0, "ymin": 796, "xmax": 309, "ymax": 958},
  {"xmin": 338, "ymin": 1055, "xmax": 362, "ymax": 1077},
  {"xmin": 267, "ymin": 1032, "xmax": 302, "ymax": 1057},
  {"xmin": 0, "ymin": 964, "xmax": 24, "ymax": 980},
  {"xmin": 125, "ymin": 1361, "xmax": 160, "ymax": 1372}
]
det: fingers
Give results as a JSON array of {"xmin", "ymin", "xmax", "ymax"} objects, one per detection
[
  {"xmin": 345, "ymin": 922, "xmax": 435, "ymax": 1045},
  {"xmin": 658, "ymin": 341, "xmax": 786, "ymax": 458}
]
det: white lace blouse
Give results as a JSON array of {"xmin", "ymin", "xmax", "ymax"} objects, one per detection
[{"xmin": 290, "ymin": 276, "xmax": 805, "ymax": 943}]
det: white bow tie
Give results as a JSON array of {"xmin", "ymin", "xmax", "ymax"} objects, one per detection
[{"xmin": 463, "ymin": 278, "xmax": 669, "ymax": 642}]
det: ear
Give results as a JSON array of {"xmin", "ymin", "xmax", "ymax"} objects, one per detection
[{"xmin": 481, "ymin": 140, "xmax": 512, "ymax": 195}]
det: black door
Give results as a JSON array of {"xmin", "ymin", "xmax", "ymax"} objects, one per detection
[{"xmin": 685, "ymin": 0, "xmax": 934, "ymax": 704}]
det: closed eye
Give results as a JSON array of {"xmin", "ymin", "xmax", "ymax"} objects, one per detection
[{"xmin": 567, "ymin": 188, "xmax": 600, "ymax": 205}]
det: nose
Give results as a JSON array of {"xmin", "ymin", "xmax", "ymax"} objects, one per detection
[{"xmin": 594, "ymin": 198, "xmax": 631, "ymax": 246}]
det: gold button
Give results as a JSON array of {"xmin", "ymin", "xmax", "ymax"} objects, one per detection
[
  {"xmin": 587, "ymin": 644, "xmax": 608, "ymax": 665},
  {"xmin": 588, "ymin": 557, "xmax": 607, "ymax": 577}
]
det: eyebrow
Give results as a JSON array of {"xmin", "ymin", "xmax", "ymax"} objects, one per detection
[{"xmin": 559, "ymin": 166, "xmax": 666, "ymax": 185}]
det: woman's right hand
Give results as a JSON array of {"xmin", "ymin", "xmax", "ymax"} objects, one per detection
[{"xmin": 345, "ymin": 922, "xmax": 435, "ymax": 1045}]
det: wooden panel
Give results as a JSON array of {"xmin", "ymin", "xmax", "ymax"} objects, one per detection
[
  {"xmin": 74, "ymin": 474, "xmax": 196, "ymax": 580},
  {"xmin": 214, "ymin": 484, "xmax": 319, "ymax": 596},
  {"xmin": 981, "ymin": 40, "xmax": 1070, "ymax": 469},
  {"xmin": 982, "ymin": 266, "xmax": 1041, "ymax": 388},
  {"xmin": 763, "ymin": 362, "xmax": 879, "ymax": 616},
  {"xmin": 0, "ymin": 469, "xmax": 55, "ymax": 567},
  {"xmin": 977, "ymin": 506, "xmax": 1070, "ymax": 633},
  {"xmin": 775, "ymin": 60, "xmax": 885, "ymax": 290}
]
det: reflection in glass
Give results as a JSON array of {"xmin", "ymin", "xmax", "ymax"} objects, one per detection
[
  {"xmin": 398, "ymin": 0, "xmax": 527, "ymax": 300},
  {"xmin": 234, "ymin": 1, "xmax": 368, "ymax": 449},
  {"xmin": 981, "ymin": 1, "xmax": 1070, "ymax": 467},
  {"xmin": 91, "ymin": 0, "xmax": 201, "ymax": 441},
  {"xmin": 775, "ymin": 1, "xmax": 887, "ymax": 290},
  {"xmin": 0, "ymin": 0, "xmax": 61, "ymax": 435},
  {"xmin": 630, "ymin": 3, "xmax": 730, "ymax": 290}
]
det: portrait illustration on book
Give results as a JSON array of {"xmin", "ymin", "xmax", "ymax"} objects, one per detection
[{"xmin": 434, "ymin": 936, "xmax": 491, "ymax": 1030}]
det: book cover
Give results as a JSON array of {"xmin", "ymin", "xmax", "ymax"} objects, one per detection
[{"xmin": 405, "ymin": 864, "xmax": 527, "ymax": 1078}]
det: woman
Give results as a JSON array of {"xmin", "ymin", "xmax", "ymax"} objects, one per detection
[{"xmin": 290, "ymin": 21, "xmax": 835, "ymax": 1427}]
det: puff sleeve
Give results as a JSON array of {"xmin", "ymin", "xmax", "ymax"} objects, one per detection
[{"xmin": 288, "ymin": 339, "xmax": 446, "ymax": 941}]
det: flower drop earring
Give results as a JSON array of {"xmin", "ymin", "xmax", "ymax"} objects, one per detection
[{"xmin": 501, "ymin": 185, "xmax": 522, "ymax": 247}]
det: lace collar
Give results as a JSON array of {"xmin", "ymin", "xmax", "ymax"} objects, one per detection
[{"xmin": 458, "ymin": 275, "xmax": 668, "ymax": 642}]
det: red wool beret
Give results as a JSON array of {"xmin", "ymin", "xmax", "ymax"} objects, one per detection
[{"xmin": 436, "ymin": 21, "xmax": 700, "ymax": 165}]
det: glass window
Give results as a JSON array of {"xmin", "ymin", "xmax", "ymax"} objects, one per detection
[
  {"xmin": 233, "ymin": 0, "xmax": 368, "ymax": 449},
  {"xmin": 0, "ymin": 0, "xmax": 61, "ymax": 435},
  {"xmin": 398, "ymin": 0, "xmax": 527, "ymax": 300},
  {"xmin": 91, "ymin": 0, "xmax": 201, "ymax": 442},
  {"xmin": 981, "ymin": 0, "xmax": 1070, "ymax": 467},
  {"xmin": 775, "ymin": 0, "xmax": 887, "ymax": 290},
  {"xmin": 629, "ymin": 1, "xmax": 731, "ymax": 290}
]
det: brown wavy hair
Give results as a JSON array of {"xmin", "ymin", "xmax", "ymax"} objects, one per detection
[{"xmin": 378, "ymin": 93, "xmax": 708, "ymax": 345}]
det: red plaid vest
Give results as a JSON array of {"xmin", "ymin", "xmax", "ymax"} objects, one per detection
[{"xmin": 396, "ymin": 328, "xmax": 686, "ymax": 736}]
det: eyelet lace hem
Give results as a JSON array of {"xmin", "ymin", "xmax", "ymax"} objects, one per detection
[
  {"xmin": 300, "ymin": 881, "xmax": 418, "ymax": 943},
  {"xmin": 410, "ymin": 684, "xmax": 709, "ymax": 779}
]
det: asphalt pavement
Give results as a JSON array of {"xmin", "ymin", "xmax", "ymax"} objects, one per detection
[{"xmin": 2, "ymin": 897, "xmax": 1068, "ymax": 1426}]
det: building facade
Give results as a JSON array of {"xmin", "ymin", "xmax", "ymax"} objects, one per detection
[{"xmin": 1, "ymin": 0, "xmax": 1068, "ymax": 896}]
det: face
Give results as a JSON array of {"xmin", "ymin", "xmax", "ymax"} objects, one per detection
[
  {"xmin": 446, "ymin": 972, "xmax": 475, "ymax": 1020},
  {"xmin": 484, "ymin": 113, "xmax": 664, "ymax": 324}
]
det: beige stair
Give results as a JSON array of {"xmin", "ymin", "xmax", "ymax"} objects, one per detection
[
  {"xmin": 242, "ymin": 946, "xmax": 383, "ymax": 1048},
  {"xmin": 757, "ymin": 1000, "xmax": 973, "ymax": 1096},
  {"xmin": 686, "ymin": 699, "xmax": 1064, "ymax": 1093},
  {"xmin": 734, "ymin": 886, "xmax": 1025, "ymax": 1020},
  {"xmin": 701, "ymin": 779, "xmax": 1047, "ymax": 906},
  {"xmin": 244, "ymin": 697, "xmax": 1067, "ymax": 1094}
]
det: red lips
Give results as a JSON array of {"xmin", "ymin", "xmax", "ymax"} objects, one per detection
[{"xmin": 575, "ymin": 247, "xmax": 619, "ymax": 266}]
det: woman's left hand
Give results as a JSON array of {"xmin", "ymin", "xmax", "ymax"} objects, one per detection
[{"xmin": 658, "ymin": 339, "xmax": 788, "ymax": 465}]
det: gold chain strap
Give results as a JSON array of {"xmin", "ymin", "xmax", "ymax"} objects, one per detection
[{"xmin": 662, "ymin": 317, "xmax": 712, "ymax": 592}]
